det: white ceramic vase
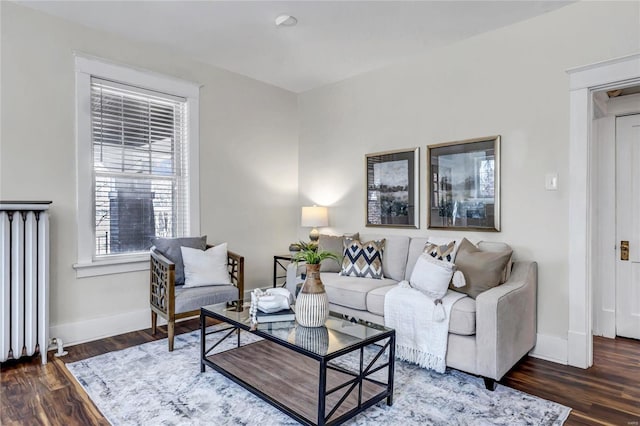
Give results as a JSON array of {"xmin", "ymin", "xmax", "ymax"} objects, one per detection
[{"xmin": 295, "ymin": 264, "xmax": 329, "ymax": 327}]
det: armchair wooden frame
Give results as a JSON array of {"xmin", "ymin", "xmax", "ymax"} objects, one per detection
[{"xmin": 150, "ymin": 245, "xmax": 244, "ymax": 351}]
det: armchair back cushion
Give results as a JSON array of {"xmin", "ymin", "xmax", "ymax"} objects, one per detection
[{"xmin": 152, "ymin": 236, "xmax": 207, "ymax": 285}]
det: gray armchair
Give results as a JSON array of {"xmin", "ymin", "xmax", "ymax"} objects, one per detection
[{"xmin": 150, "ymin": 244, "xmax": 244, "ymax": 351}]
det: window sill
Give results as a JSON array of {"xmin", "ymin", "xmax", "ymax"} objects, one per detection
[{"xmin": 73, "ymin": 255, "xmax": 149, "ymax": 278}]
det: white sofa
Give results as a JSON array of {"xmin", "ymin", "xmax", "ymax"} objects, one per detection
[{"xmin": 286, "ymin": 234, "xmax": 537, "ymax": 390}]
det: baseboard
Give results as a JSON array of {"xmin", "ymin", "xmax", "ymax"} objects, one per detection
[
  {"xmin": 53, "ymin": 294, "xmax": 256, "ymax": 348},
  {"xmin": 49, "ymin": 308, "xmax": 170, "ymax": 347},
  {"xmin": 528, "ymin": 333, "xmax": 568, "ymax": 364}
]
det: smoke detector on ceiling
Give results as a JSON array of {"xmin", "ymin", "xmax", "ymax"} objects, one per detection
[{"xmin": 275, "ymin": 14, "xmax": 297, "ymax": 27}]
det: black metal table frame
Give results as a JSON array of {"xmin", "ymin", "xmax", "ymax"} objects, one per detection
[
  {"xmin": 273, "ymin": 254, "xmax": 293, "ymax": 287},
  {"xmin": 200, "ymin": 308, "xmax": 395, "ymax": 426}
]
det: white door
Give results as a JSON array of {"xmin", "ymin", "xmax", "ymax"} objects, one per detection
[{"xmin": 616, "ymin": 113, "xmax": 640, "ymax": 339}]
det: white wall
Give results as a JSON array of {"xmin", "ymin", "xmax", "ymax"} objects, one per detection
[
  {"xmin": 0, "ymin": 2, "xmax": 299, "ymax": 344},
  {"xmin": 297, "ymin": 1, "xmax": 640, "ymax": 362}
]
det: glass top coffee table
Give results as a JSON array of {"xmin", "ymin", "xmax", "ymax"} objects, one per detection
[{"xmin": 200, "ymin": 302, "xmax": 395, "ymax": 426}]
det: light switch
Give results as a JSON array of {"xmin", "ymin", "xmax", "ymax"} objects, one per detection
[{"xmin": 545, "ymin": 173, "xmax": 558, "ymax": 191}]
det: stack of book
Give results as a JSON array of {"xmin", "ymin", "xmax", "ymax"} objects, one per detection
[{"xmin": 256, "ymin": 308, "xmax": 295, "ymax": 323}]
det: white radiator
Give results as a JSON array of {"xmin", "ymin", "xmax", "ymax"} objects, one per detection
[{"xmin": 1, "ymin": 201, "xmax": 51, "ymax": 364}]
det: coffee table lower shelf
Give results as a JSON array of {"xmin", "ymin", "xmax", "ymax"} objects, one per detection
[{"xmin": 203, "ymin": 339, "xmax": 390, "ymax": 425}]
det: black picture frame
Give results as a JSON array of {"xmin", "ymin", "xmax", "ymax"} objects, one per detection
[
  {"xmin": 366, "ymin": 148, "xmax": 419, "ymax": 228},
  {"xmin": 427, "ymin": 136, "xmax": 500, "ymax": 231}
]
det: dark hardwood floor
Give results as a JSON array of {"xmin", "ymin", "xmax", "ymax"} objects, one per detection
[{"xmin": 2, "ymin": 320, "xmax": 639, "ymax": 425}]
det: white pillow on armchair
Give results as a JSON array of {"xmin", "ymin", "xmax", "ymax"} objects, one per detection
[{"xmin": 181, "ymin": 243, "xmax": 231, "ymax": 287}]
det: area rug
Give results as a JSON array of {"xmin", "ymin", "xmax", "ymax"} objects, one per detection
[{"xmin": 66, "ymin": 329, "xmax": 571, "ymax": 425}]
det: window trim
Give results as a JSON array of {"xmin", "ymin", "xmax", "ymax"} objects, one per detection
[{"xmin": 73, "ymin": 53, "xmax": 200, "ymax": 277}]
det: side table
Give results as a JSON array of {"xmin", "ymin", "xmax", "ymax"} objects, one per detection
[{"xmin": 273, "ymin": 254, "xmax": 293, "ymax": 288}]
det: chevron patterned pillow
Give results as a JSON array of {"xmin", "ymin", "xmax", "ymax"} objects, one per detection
[
  {"xmin": 423, "ymin": 240, "xmax": 456, "ymax": 262},
  {"xmin": 340, "ymin": 237, "xmax": 385, "ymax": 279}
]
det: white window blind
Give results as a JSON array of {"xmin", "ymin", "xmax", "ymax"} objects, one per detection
[{"xmin": 90, "ymin": 77, "xmax": 190, "ymax": 256}]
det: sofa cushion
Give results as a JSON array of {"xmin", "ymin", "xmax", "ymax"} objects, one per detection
[
  {"xmin": 341, "ymin": 238, "xmax": 385, "ymax": 279},
  {"xmin": 452, "ymin": 238, "xmax": 512, "ymax": 299},
  {"xmin": 152, "ymin": 236, "xmax": 207, "ymax": 285},
  {"xmin": 322, "ymin": 272, "xmax": 396, "ymax": 311},
  {"xmin": 318, "ymin": 233, "xmax": 358, "ymax": 272},
  {"xmin": 366, "ymin": 284, "xmax": 396, "ymax": 316},
  {"xmin": 404, "ymin": 237, "xmax": 430, "ymax": 280},
  {"xmin": 360, "ymin": 234, "xmax": 410, "ymax": 281},
  {"xmin": 367, "ymin": 285, "xmax": 476, "ymax": 335},
  {"xmin": 449, "ymin": 295, "xmax": 476, "ymax": 336}
]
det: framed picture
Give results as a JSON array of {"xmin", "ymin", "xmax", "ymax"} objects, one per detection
[
  {"xmin": 366, "ymin": 148, "xmax": 419, "ymax": 228},
  {"xmin": 427, "ymin": 136, "xmax": 500, "ymax": 231}
]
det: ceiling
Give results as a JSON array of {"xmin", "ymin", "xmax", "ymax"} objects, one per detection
[{"xmin": 17, "ymin": 1, "xmax": 572, "ymax": 93}]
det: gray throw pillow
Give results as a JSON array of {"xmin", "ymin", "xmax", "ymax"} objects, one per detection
[
  {"xmin": 318, "ymin": 232, "xmax": 358, "ymax": 273},
  {"xmin": 451, "ymin": 238, "xmax": 512, "ymax": 299},
  {"xmin": 152, "ymin": 236, "xmax": 207, "ymax": 285}
]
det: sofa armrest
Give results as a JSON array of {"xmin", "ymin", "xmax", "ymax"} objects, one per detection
[{"xmin": 475, "ymin": 261, "xmax": 537, "ymax": 380}]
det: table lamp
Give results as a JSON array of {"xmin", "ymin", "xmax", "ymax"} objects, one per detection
[{"xmin": 301, "ymin": 206, "xmax": 328, "ymax": 242}]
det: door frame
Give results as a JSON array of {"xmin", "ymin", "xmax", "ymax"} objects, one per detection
[{"xmin": 567, "ymin": 53, "xmax": 640, "ymax": 368}]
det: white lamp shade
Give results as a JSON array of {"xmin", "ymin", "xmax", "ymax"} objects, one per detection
[{"xmin": 301, "ymin": 206, "xmax": 328, "ymax": 227}]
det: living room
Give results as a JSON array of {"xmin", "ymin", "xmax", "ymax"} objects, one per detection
[{"xmin": 1, "ymin": 1, "xmax": 639, "ymax": 425}]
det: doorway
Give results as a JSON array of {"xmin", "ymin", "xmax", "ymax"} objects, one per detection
[
  {"xmin": 615, "ymin": 113, "xmax": 640, "ymax": 339},
  {"xmin": 592, "ymin": 94, "xmax": 640, "ymax": 341},
  {"xmin": 567, "ymin": 53, "xmax": 640, "ymax": 369}
]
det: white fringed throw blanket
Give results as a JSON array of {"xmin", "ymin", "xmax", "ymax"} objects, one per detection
[{"xmin": 384, "ymin": 282, "xmax": 465, "ymax": 373}]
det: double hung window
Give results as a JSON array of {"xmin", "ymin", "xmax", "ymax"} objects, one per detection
[
  {"xmin": 74, "ymin": 56, "xmax": 199, "ymax": 277},
  {"xmin": 91, "ymin": 78, "xmax": 189, "ymax": 255}
]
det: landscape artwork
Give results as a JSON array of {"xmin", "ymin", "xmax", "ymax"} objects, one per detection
[{"xmin": 366, "ymin": 148, "xmax": 419, "ymax": 228}]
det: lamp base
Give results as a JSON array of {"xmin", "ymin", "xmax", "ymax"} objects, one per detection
[{"xmin": 309, "ymin": 228, "xmax": 320, "ymax": 242}]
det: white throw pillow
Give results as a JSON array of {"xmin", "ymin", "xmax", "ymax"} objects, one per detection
[
  {"xmin": 181, "ymin": 243, "xmax": 231, "ymax": 288},
  {"xmin": 409, "ymin": 254, "xmax": 454, "ymax": 299}
]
